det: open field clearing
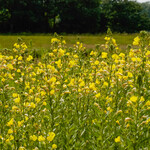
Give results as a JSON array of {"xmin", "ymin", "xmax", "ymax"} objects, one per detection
[
  {"xmin": 0, "ymin": 31, "xmax": 150, "ymax": 150},
  {"xmin": 0, "ymin": 33, "xmax": 138, "ymax": 50}
]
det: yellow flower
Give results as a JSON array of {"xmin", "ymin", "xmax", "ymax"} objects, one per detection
[
  {"xmin": 103, "ymin": 82, "xmax": 108, "ymax": 87},
  {"xmin": 116, "ymin": 120, "xmax": 120, "ymax": 125},
  {"xmin": 115, "ymin": 136, "xmax": 121, "ymax": 143},
  {"xmin": 30, "ymin": 102, "xmax": 36, "ymax": 108},
  {"xmin": 47, "ymin": 132, "xmax": 55, "ymax": 142},
  {"xmin": 55, "ymin": 59, "xmax": 62, "ymax": 68},
  {"xmin": 5, "ymin": 105, "xmax": 9, "ymax": 108},
  {"xmin": 145, "ymin": 50, "xmax": 150, "ymax": 57},
  {"xmin": 140, "ymin": 96, "xmax": 145, "ymax": 102},
  {"xmin": 104, "ymin": 37, "xmax": 110, "ymax": 41},
  {"xmin": 79, "ymin": 81, "xmax": 85, "ymax": 87},
  {"xmin": 43, "ymin": 102, "xmax": 47, "ymax": 106},
  {"xmin": 17, "ymin": 69, "xmax": 21, "ymax": 72},
  {"xmin": 145, "ymin": 101, "xmax": 150, "ymax": 106},
  {"xmin": 1, "ymin": 78, "xmax": 5, "ymax": 82},
  {"xmin": 69, "ymin": 60, "xmax": 76, "ymax": 68},
  {"xmin": 50, "ymin": 89, "xmax": 55, "ymax": 95},
  {"xmin": 8, "ymin": 129, "xmax": 13, "ymax": 134},
  {"xmin": 0, "ymin": 135, "xmax": 3, "ymax": 139},
  {"xmin": 130, "ymin": 96, "xmax": 138, "ymax": 103},
  {"xmin": 9, "ymin": 135, "xmax": 14, "ymax": 141},
  {"xmin": 89, "ymin": 83, "xmax": 96, "ymax": 90},
  {"xmin": 7, "ymin": 64, "xmax": 13, "ymax": 70},
  {"xmin": 38, "ymin": 135, "xmax": 45, "ymax": 142},
  {"xmin": 51, "ymin": 38, "xmax": 60, "ymax": 43},
  {"xmin": 12, "ymin": 105, "xmax": 19, "ymax": 111},
  {"xmin": 30, "ymin": 135, "xmax": 37, "ymax": 141},
  {"xmin": 58, "ymin": 48, "xmax": 65, "ymax": 57},
  {"xmin": 14, "ymin": 43, "xmax": 20, "ymax": 49},
  {"xmin": 94, "ymin": 60, "xmax": 99, "ymax": 65},
  {"xmin": 49, "ymin": 77, "xmax": 57, "ymax": 83},
  {"xmin": 119, "ymin": 53, "xmax": 125, "ymax": 58},
  {"xmin": 52, "ymin": 144, "xmax": 57, "ymax": 149},
  {"xmin": 14, "ymin": 97, "xmax": 20, "ymax": 103},
  {"xmin": 101, "ymin": 52, "xmax": 108, "ymax": 58},
  {"xmin": 18, "ymin": 120, "xmax": 24, "ymax": 127},
  {"xmin": 35, "ymin": 98, "xmax": 41, "ymax": 103},
  {"xmin": 6, "ymin": 138, "xmax": 10, "ymax": 143},
  {"xmin": 62, "ymin": 40, "xmax": 66, "ymax": 44},
  {"xmin": 127, "ymin": 72, "xmax": 133, "ymax": 78},
  {"xmin": 18, "ymin": 56, "xmax": 22, "ymax": 60},
  {"xmin": 95, "ymin": 93, "xmax": 101, "ymax": 98},
  {"xmin": 133, "ymin": 36, "xmax": 140, "ymax": 45},
  {"xmin": 7, "ymin": 118, "xmax": 14, "ymax": 126},
  {"xmin": 26, "ymin": 55, "xmax": 33, "ymax": 61},
  {"xmin": 18, "ymin": 147, "xmax": 26, "ymax": 150}
]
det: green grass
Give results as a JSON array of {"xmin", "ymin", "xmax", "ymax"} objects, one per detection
[{"xmin": 0, "ymin": 33, "xmax": 138, "ymax": 50}]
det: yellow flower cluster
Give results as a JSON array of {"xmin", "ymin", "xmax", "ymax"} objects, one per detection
[{"xmin": 0, "ymin": 33, "xmax": 150, "ymax": 149}]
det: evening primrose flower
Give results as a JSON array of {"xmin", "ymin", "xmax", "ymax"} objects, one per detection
[
  {"xmin": 47, "ymin": 132, "xmax": 55, "ymax": 142},
  {"xmin": 1, "ymin": 78, "xmax": 5, "ymax": 82},
  {"xmin": 50, "ymin": 89, "xmax": 55, "ymax": 95},
  {"xmin": 58, "ymin": 48, "xmax": 65, "ymax": 57},
  {"xmin": 12, "ymin": 105, "xmax": 19, "ymax": 111},
  {"xmin": 69, "ymin": 60, "xmax": 76, "ymax": 68},
  {"xmin": 79, "ymin": 81, "xmax": 85, "ymax": 87},
  {"xmin": 30, "ymin": 135, "xmax": 37, "ymax": 141},
  {"xmin": 145, "ymin": 51, "xmax": 150, "ymax": 57},
  {"xmin": 30, "ymin": 102, "xmax": 36, "ymax": 108},
  {"xmin": 18, "ymin": 56, "xmax": 22, "ymax": 60},
  {"xmin": 14, "ymin": 43, "xmax": 20, "ymax": 49},
  {"xmin": 103, "ymin": 82, "xmax": 108, "ymax": 87},
  {"xmin": 18, "ymin": 147, "xmax": 26, "ymax": 150},
  {"xmin": 49, "ymin": 77, "xmax": 57, "ymax": 83},
  {"xmin": 8, "ymin": 129, "xmax": 13, "ymax": 134},
  {"xmin": 17, "ymin": 69, "xmax": 21, "ymax": 72},
  {"xmin": 140, "ymin": 96, "xmax": 145, "ymax": 102},
  {"xmin": 52, "ymin": 144, "xmax": 57, "ymax": 149},
  {"xmin": 116, "ymin": 120, "xmax": 120, "ymax": 125},
  {"xmin": 133, "ymin": 36, "xmax": 140, "ymax": 45},
  {"xmin": 14, "ymin": 96, "xmax": 20, "ymax": 103},
  {"xmin": 127, "ymin": 72, "xmax": 133, "ymax": 78},
  {"xmin": 94, "ymin": 60, "xmax": 99, "ymax": 65},
  {"xmin": 38, "ymin": 135, "xmax": 45, "ymax": 142},
  {"xmin": 101, "ymin": 52, "xmax": 107, "ymax": 58},
  {"xmin": 104, "ymin": 37, "xmax": 110, "ymax": 41},
  {"xmin": 26, "ymin": 55, "xmax": 33, "ymax": 61},
  {"xmin": 51, "ymin": 38, "xmax": 60, "ymax": 43},
  {"xmin": 18, "ymin": 120, "xmax": 24, "ymax": 127},
  {"xmin": 115, "ymin": 136, "xmax": 121, "ymax": 143},
  {"xmin": 95, "ymin": 93, "xmax": 101, "ymax": 98},
  {"xmin": 7, "ymin": 64, "xmax": 13, "ymax": 70},
  {"xmin": 145, "ymin": 101, "xmax": 150, "ymax": 106},
  {"xmin": 9, "ymin": 135, "xmax": 14, "ymax": 141},
  {"xmin": 55, "ymin": 59, "xmax": 62, "ymax": 68},
  {"xmin": 43, "ymin": 102, "xmax": 47, "ymax": 106},
  {"xmin": 130, "ymin": 96, "xmax": 138, "ymax": 103},
  {"xmin": 7, "ymin": 118, "xmax": 14, "ymax": 126}
]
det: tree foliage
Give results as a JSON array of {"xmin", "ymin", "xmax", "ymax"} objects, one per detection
[{"xmin": 0, "ymin": 0, "xmax": 150, "ymax": 33}]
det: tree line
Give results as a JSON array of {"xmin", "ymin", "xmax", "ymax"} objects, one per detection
[{"xmin": 0, "ymin": 0, "xmax": 150, "ymax": 33}]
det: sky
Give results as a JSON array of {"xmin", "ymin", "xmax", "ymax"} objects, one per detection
[{"xmin": 137, "ymin": 0, "xmax": 150, "ymax": 2}]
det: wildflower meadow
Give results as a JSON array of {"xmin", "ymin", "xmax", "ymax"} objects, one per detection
[{"xmin": 0, "ymin": 30, "xmax": 150, "ymax": 150}]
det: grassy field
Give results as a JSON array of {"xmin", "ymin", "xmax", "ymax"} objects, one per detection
[{"xmin": 0, "ymin": 33, "xmax": 138, "ymax": 50}]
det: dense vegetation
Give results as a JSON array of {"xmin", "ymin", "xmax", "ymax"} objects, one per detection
[
  {"xmin": 0, "ymin": 30, "xmax": 150, "ymax": 149},
  {"xmin": 0, "ymin": 0, "xmax": 150, "ymax": 33}
]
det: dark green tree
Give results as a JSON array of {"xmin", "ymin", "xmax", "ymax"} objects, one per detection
[
  {"xmin": 100, "ymin": 0, "xmax": 150, "ymax": 33},
  {"xmin": 57, "ymin": 0, "xmax": 101, "ymax": 33}
]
